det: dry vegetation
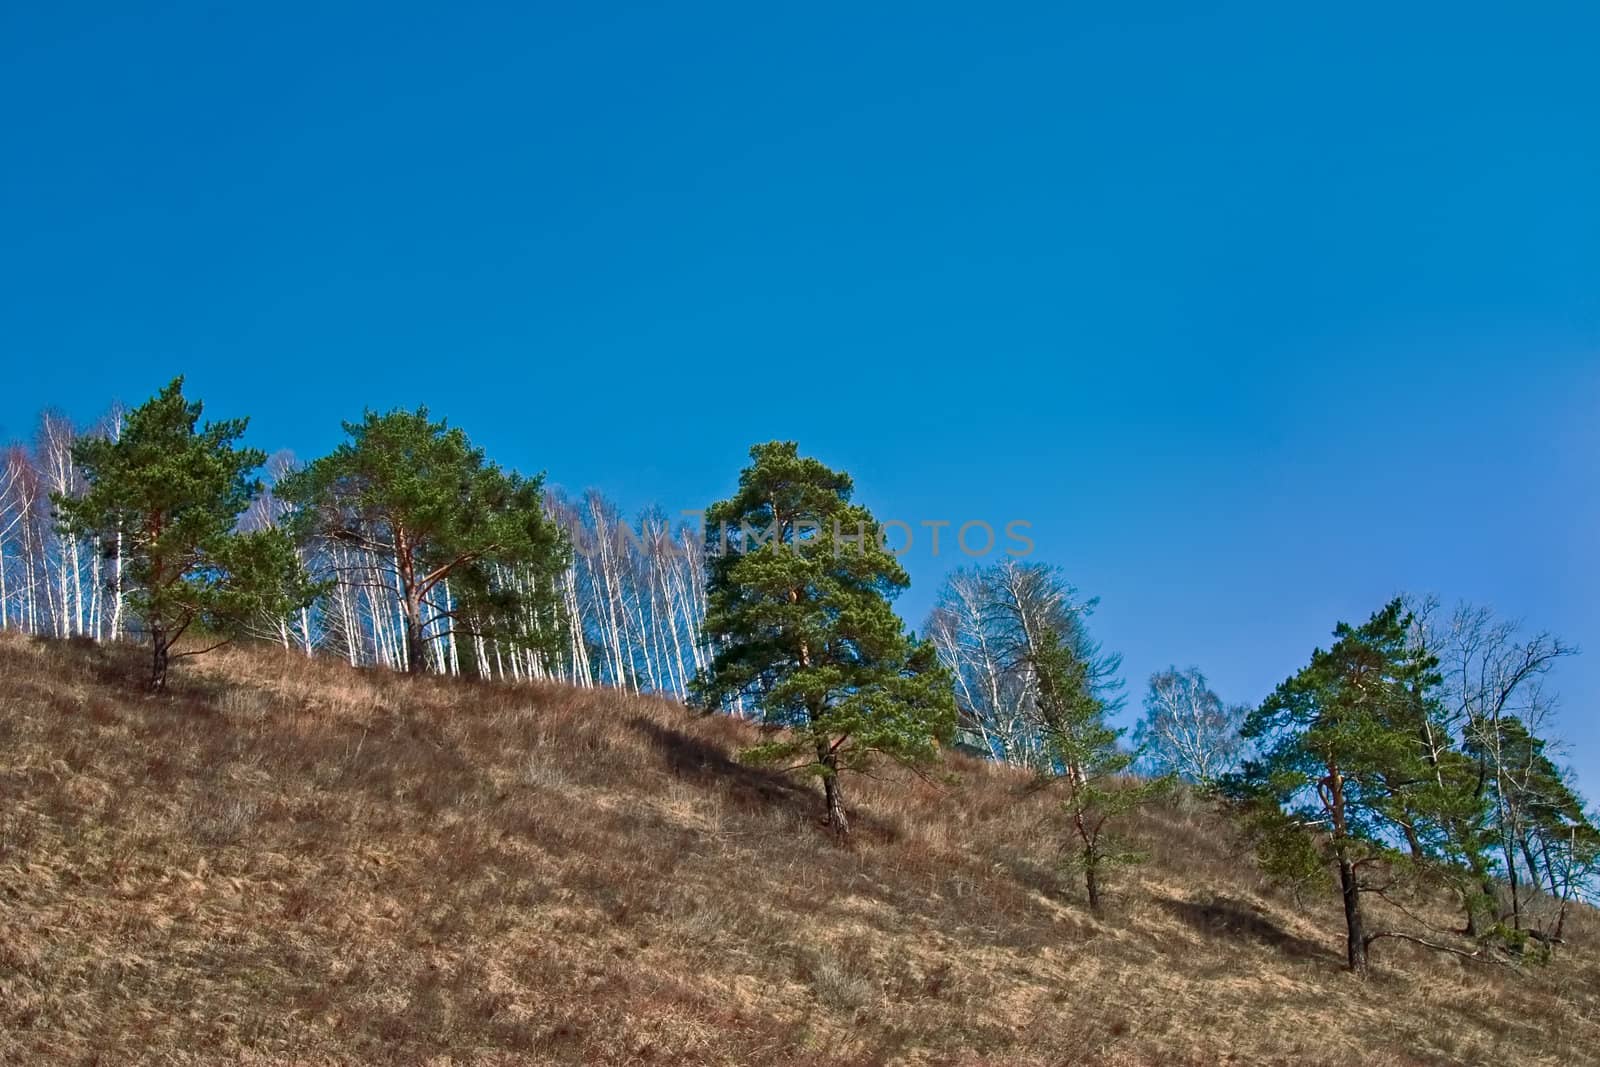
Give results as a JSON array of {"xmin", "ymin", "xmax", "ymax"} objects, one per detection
[{"xmin": 2, "ymin": 633, "xmax": 1598, "ymax": 1066}]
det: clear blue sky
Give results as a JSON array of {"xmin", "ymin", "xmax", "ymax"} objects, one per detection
[{"xmin": 3, "ymin": 4, "xmax": 1596, "ymax": 792}]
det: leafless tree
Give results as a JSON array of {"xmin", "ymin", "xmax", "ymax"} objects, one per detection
[
  {"xmin": 1416, "ymin": 599, "xmax": 1580, "ymax": 930},
  {"xmin": 1133, "ymin": 667, "xmax": 1247, "ymax": 786},
  {"xmin": 926, "ymin": 560, "xmax": 1121, "ymax": 769},
  {"xmin": 544, "ymin": 488, "xmax": 708, "ymax": 697}
]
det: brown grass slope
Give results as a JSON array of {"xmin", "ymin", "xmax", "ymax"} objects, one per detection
[{"xmin": 1, "ymin": 634, "xmax": 1597, "ymax": 1066}]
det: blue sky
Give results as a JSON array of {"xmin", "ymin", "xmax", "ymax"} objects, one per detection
[{"xmin": 3, "ymin": 3, "xmax": 1596, "ymax": 791}]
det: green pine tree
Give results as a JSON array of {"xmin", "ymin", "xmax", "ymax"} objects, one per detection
[
  {"xmin": 692, "ymin": 441, "xmax": 956, "ymax": 839},
  {"xmin": 1234, "ymin": 598, "xmax": 1451, "ymax": 975},
  {"xmin": 1412, "ymin": 741, "xmax": 1501, "ymax": 937},
  {"xmin": 278, "ymin": 408, "xmax": 569, "ymax": 675},
  {"xmin": 1029, "ymin": 626, "xmax": 1166, "ymax": 911},
  {"xmin": 55, "ymin": 378, "xmax": 316, "ymax": 690}
]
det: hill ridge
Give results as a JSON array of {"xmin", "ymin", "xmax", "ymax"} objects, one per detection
[{"xmin": 2, "ymin": 634, "xmax": 1596, "ymax": 1066}]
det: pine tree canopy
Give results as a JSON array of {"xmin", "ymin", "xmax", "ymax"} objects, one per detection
[
  {"xmin": 693, "ymin": 441, "xmax": 955, "ymax": 833},
  {"xmin": 1238, "ymin": 598, "xmax": 1447, "ymax": 849},
  {"xmin": 56, "ymin": 377, "xmax": 316, "ymax": 689},
  {"xmin": 277, "ymin": 407, "xmax": 569, "ymax": 672}
]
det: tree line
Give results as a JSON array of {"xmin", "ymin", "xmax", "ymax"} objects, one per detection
[
  {"xmin": 3, "ymin": 379, "xmax": 1596, "ymax": 976},
  {"xmin": 2, "ymin": 389, "xmax": 711, "ymax": 698}
]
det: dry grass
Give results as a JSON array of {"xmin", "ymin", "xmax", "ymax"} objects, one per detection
[{"xmin": 1, "ymin": 632, "xmax": 1597, "ymax": 1066}]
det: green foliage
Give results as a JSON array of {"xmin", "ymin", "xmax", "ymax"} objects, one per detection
[
  {"xmin": 278, "ymin": 408, "xmax": 569, "ymax": 674},
  {"xmin": 1236, "ymin": 598, "xmax": 1446, "ymax": 862},
  {"xmin": 693, "ymin": 442, "xmax": 956, "ymax": 834},
  {"xmin": 925, "ymin": 560, "xmax": 1121, "ymax": 767},
  {"xmin": 1029, "ymin": 624, "xmax": 1167, "ymax": 909},
  {"xmin": 56, "ymin": 378, "xmax": 316, "ymax": 689},
  {"xmin": 1032, "ymin": 627, "xmax": 1124, "ymax": 778},
  {"xmin": 1233, "ymin": 798, "xmax": 1335, "ymax": 893},
  {"xmin": 1229, "ymin": 598, "xmax": 1486, "ymax": 971}
]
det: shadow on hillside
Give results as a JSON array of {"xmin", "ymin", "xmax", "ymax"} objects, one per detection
[
  {"xmin": 1156, "ymin": 894, "xmax": 1331, "ymax": 963},
  {"xmin": 23, "ymin": 634, "xmax": 261, "ymax": 717},
  {"xmin": 24, "ymin": 634, "xmax": 149, "ymax": 691},
  {"xmin": 626, "ymin": 715, "xmax": 819, "ymax": 816}
]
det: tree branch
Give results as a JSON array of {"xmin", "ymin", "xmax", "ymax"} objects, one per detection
[{"xmin": 1363, "ymin": 931, "xmax": 1513, "ymax": 968}]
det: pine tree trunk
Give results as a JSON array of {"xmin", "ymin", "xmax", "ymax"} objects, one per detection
[
  {"xmin": 1339, "ymin": 858, "xmax": 1368, "ymax": 975},
  {"xmin": 1084, "ymin": 861, "xmax": 1101, "ymax": 913},
  {"xmin": 395, "ymin": 529, "xmax": 428, "ymax": 675},
  {"xmin": 1402, "ymin": 823, "xmax": 1425, "ymax": 860},
  {"xmin": 149, "ymin": 630, "xmax": 170, "ymax": 691},
  {"xmin": 818, "ymin": 739, "xmax": 849, "ymax": 839},
  {"xmin": 403, "ymin": 601, "xmax": 427, "ymax": 675},
  {"xmin": 822, "ymin": 770, "xmax": 849, "ymax": 839}
]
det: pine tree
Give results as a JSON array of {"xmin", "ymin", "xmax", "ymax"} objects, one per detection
[
  {"xmin": 1411, "ymin": 739, "xmax": 1500, "ymax": 936},
  {"xmin": 1234, "ymin": 598, "xmax": 1451, "ymax": 975},
  {"xmin": 1032, "ymin": 626, "xmax": 1167, "ymax": 911},
  {"xmin": 693, "ymin": 441, "xmax": 955, "ymax": 839},
  {"xmin": 278, "ymin": 408, "xmax": 569, "ymax": 675},
  {"xmin": 55, "ymin": 378, "xmax": 315, "ymax": 690}
]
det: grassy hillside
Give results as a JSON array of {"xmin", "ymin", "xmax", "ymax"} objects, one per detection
[{"xmin": 2, "ymin": 634, "xmax": 1597, "ymax": 1066}]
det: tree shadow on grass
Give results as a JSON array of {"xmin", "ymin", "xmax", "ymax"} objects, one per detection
[
  {"xmin": 1156, "ymin": 893, "xmax": 1333, "ymax": 963},
  {"xmin": 35, "ymin": 634, "xmax": 212, "ymax": 703},
  {"xmin": 626, "ymin": 715, "xmax": 819, "ymax": 817},
  {"xmin": 625, "ymin": 715, "xmax": 922, "ymax": 852},
  {"xmin": 33, "ymin": 634, "xmax": 294, "ymax": 724},
  {"xmin": 27, "ymin": 635, "xmax": 170, "ymax": 703}
]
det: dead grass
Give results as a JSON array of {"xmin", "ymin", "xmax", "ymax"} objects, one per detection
[{"xmin": 1, "ymin": 632, "xmax": 1597, "ymax": 1065}]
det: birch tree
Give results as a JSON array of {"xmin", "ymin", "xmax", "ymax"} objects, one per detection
[
  {"xmin": 1, "ymin": 445, "xmax": 48, "ymax": 635},
  {"xmin": 1406, "ymin": 601, "xmax": 1581, "ymax": 933},
  {"xmin": 37, "ymin": 412, "xmax": 85, "ymax": 638},
  {"xmin": 926, "ymin": 560, "xmax": 1122, "ymax": 770},
  {"xmin": 1133, "ymin": 667, "xmax": 1248, "ymax": 786},
  {"xmin": 544, "ymin": 488, "xmax": 708, "ymax": 695}
]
